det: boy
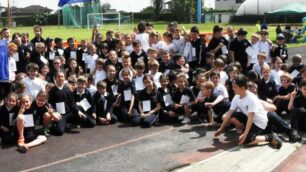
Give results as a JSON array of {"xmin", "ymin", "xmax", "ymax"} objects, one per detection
[
  {"xmin": 23, "ymin": 63, "xmax": 46, "ymax": 101},
  {"xmin": 73, "ymin": 76, "xmax": 96, "ymax": 128},
  {"xmin": 252, "ymin": 52, "xmax": 269, "ymax": 77},
  {"xmin": 93, "ymin": 81, "xmax": 117, "ymax": 125},
  {"xmin": 215, "ymin": 75, "xmax": 282, "ymax": 149},
  {"xmin": 130, "ymin": 40, "xmax": 148, "ymax": 68},
  {"xmin": 190, "ymin": 26, "xmax": 206, "ymax": 68}
]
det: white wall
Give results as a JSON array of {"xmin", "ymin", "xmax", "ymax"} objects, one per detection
[
  {"xmin": 214, "ymin": 13, "xmax": 232, "ymax": 23},
  {"xmin": 215, "ymin": 0, "xmax": 243, "ymax": 10}
]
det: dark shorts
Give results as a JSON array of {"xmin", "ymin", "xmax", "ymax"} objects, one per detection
[{"xmin": 231, "ymin": 112, "xmax": 264, "ymax": 144}]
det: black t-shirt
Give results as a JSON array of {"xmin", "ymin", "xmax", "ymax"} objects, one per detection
[
  {"xmin": 73, "ymin": 89, "xmax": 94, "ymax": 114},
  {"xmin": 158, "ymin": 86, "xmax": 175, "ymax": 108},
  {"xmin": 173, "ymin": 87, "xmax": 196, "ymax": 104},
  {"xmin": 278, "ymin": 84, "xmax": 295, "ymax": 96},
  {"xmin": 191, "ymin": 37, "xmax": 206, "ymax": 65},
  {"xmin": 130, "ymin": 50, "xmax": 148, "ymax": 68},
  {"xmin": 93, "ymin": 91, "xmax": 113, "ymax": 117},
  {"xmin": 229, "ymin": 38, "xmax": 251, "ymax": 70},
  {"xmin": 270, "ymin": 45, "xmax": 288, "ymax": 63},
  {"xmin": 103, "ymin": 59, "xmax": 123, "ymax": 74},
  {"xmin": 104, "ymin": 78, "xmax": 119, "ymax": 97},
  {"xmin": 207, "ymin": 37, "xmax": 229, "ymax": 57},
  {"xmin": 117, "ymin": 81, "xmax": 136, "ymax": 107},
  {"xmin": 225, "ymin": 79, "xmax": 235, "ymax": 101},
  {"xmin": 293, "ymin": 94, "xmax": 306, "ymax": 109},
  {"xmin": 0, "ymin": 105, "xmax": 18, "ymax": 129},
  {"xmin": 30, "ymin": 102, "xmax": 54, "ymax": 125},
  {"xmin": 258, "ymin": 79, "xmax": 277, "ymax": 100},
  {"xmin": 138, "ymin": 88, "xmax": 162, "ymax": 112}
]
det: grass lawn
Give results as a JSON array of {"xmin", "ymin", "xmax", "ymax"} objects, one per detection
[{"xmin": 9, "ymin": 23, "xmax": 306, "ymax": 48}]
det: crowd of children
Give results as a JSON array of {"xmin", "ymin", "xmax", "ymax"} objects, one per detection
[{"xmin": 0, "ymin": 21, "xmax": 305, "ymax": 153}]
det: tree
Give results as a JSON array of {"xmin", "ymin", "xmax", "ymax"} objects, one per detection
[
  {"xmin": 169, "ymin": 0, "xmax": 196, "ymax": 23},
  {"xmin": 153, "ymin": 0, "xmax": 163, "ymax": 19},
  {"xmin": 101, "ymin": 3, "xmax": 111, "ymax": 13},
  {"xmin": 33, "ymin": 11, "xmax": 48, "ymax": 25}
]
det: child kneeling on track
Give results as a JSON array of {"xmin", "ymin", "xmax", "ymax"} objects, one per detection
[
  {"xmin": 215, "ymin": 75, "xmax": 282, "ymax": 149},
  {"xmin": 136, "ymin": 74, "xmax": 161, "ymax": 127},
  {"xmin": 16, "ymin": 94, "xmax": 47, "ymax": 153}
]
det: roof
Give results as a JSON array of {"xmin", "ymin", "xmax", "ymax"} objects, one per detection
[{"xmin": 267, "ymin": 2, "xmax": 306, "ymax": 15}]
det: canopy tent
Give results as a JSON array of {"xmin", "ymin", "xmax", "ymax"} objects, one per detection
[
  {"xmin": 267, "ymin": 3, "xmax": 306, "ymax": 15},
  {"xmin": 58, "ymin": 0, "xmax": 94, "ymax": 7}
]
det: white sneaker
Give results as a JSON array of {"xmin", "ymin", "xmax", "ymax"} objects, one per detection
[{"xmin": 181, "ymin": 117, "xmax": 191, "ymax": 124}]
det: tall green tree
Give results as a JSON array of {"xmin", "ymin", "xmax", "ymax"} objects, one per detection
[
  {"xmin": 170, "ymin": 0, "xmax": 196, "ymax": 23},
  {"xmin": 153, "ymin": 0, "xmax": 164, "ymax": 19}
]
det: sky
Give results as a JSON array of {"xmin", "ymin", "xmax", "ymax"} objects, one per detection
[{"xmin": 1, "ymin": 0, "xmax": 151, "ymax": 12}]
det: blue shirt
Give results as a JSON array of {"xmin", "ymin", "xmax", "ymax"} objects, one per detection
[{"xmin": 0, "ymin": 40, "xmax": 8, "ymax": 81}]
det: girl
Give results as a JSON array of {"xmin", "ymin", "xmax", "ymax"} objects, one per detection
[
  {"xmin": 158, "ymin": 74, "xmax": 177, "ymax": 123},
  {"xmin": 225, "ymin": 65, "xmax": 239, "ymax": 101},
  {"xmin": 16, "ymin": 94, "xmax": 47, "ymax": 153},
  {"xmin": 93, "ymin": 58, "xmax": 107, "ymax": 87},
  {"xmin": 125, "ymin": 34, "xmax": 133, "ymax": 54},
  {"xmin": 258, "ymin": 65, "xmax": 277, "ymax": 103},
  {"xmin": 104, "ymin": 50, "xmax": 123, "ymax": 74},
  {"xmin": 85, "ymin": 43, "xmax": 98, "ymax": 74},
  {"xmin": 252, "ymin": 53, "xmax": 269, "ymax": 77},
  {"xmin": 65, "ymin": 58, "xmax": 83, "ymax": 80},
  {"xmin": 173, "ymin": 54, "xmax": 190, "ymax": 82},
  {"xmin": 133, "ymin": 62, "xmax": 146, "ymax": 92},
  {"xmin": 116, "ymin": 69, "xmax": 138, "ymax": 121},
  {"xmin": 148, "ymin": 59, "xmax": 162, "ymax": 88},
  {"xmin": 273, "ymin": 73, "xmax": 295, "ymax": 116},
  {"xmin": 0, "ymin": 93, "xmax": 19, "ymax": 145},
  {"xmin": 39, "ymin": 64, "xmax": 50, "ymax": 81},
  {"xmin": 118, "ymin": 55, "xmax": 136, "ymax": 81},
  {"xmin": 161, "ymin": 31, "xmax": 178, "ymax": 54},
  {"xmin": 210, "ymin": 71, "xmax": 229, "ymax": 103},
  {"xmin": 173, "ymin": 73, "xmax": 196, "ymax": 124},
  {"xmin": 191, "ymin": 73, "xmax": 207, "ymax": 121},
  {"xmin": 137, "ymin": 74, "xmax": 161, "ymax": 127},
  {"xmin": 271, "ymin": 57, "xmax": 285, "ymax": 91},
  {"xmin": 30, "ymin": 25, "xmax": 45, "ymax": 46}
]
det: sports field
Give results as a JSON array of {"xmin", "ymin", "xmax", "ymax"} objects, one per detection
[{"xmin": 9, "ymin": 23, "xmax": 306, "ymax": 48}]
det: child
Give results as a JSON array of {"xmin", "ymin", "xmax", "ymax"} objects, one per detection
[
  {"xmin": 258, "ymin": 29, "xmax": 272, "ymax": 64},
  {"xmin": 247, "ymin": 33, "xmax": 260, "ymax": 69},
  {"xmin": 136, "ymin": 74, "xmax": 161, "ymax": 127},
  {"xmin": 273, "ymin": 72, "xmax": 295, "ymax": 116},
  {"xmin": 77, "ymin": 39, "xmax": 87, "ymax": 71},
  {"xmin": 225, "ymin": 65, "xmax": 239, "ymax": 101},
  {"xmin": 292, "ymin": 66, "xmax": 306, "ymax": 86},
  {"xmin": 158, "ymin": 74, "xmax": 177, "ymax": 123},
  {"xmin": 207, "ymin": 25, "xmax": 229, "ymax": 57},
  {"xmin": 64, "ymin": 37, "xmax": 78, "ymax": 62},
  {"xmin": 116, "ymin": 69, "xmax": 138, "ymax": 121},
  {"xmin": 16, "ymin": 94, "xmax": 47, "ymax": 153},
  {"xmin": 125, "ymin": 34, "xmax": 133, "ymax": 54},
  {"xmin": 288, "ymin": 79, "xmax": 306, "ymax": 132},
  {"xmin": 133, "ymin": 62, "xmax": 146, "ymax": 92},
  {"xmin": 104, "ymin": 50, "xmax": 123, "ymax": 74},
  {"xmin": 191, "ymin": 73, "xmax": 207, "ymax": 121},
  {"xmin": 213, "ymin": 58, "xmax": 228, "ymax": 86},
  {"xmin": 48, "ymin": 71, "xmax": 82, "ymax": 136},
  {"xmin": 172, "ymin": 26, "xmax": 185, "ymax": 55},
  {"xmin": 93, "ymin": 81, "xmax": 117, "ymax": 125},
  {"xmin": 29, "ymin": 42, "xmax": 48, "ymax": 70},
  {"xmin": 173, "ymin": 54, "xmax": 190, "ymax": 80},
  {"xmin": 190, "ymin": 26, "xmax": 206, "ymax": 68},
  {"xmin": 85, "ymin": 74, "xmax": 97, "ymax": 96},
  {"xmin": 118, "ymin": 55, "xmax": 136, "ymax": 81},
  {"xmin": 23, "ymin": 63, "xmax": 46, "ymax": 101},
  {"xmin": 73, "ymin": 76, "xmax": 96, "ymax": 128},
  {"xmin": 201, "ymin": 81, "xmax": 230, "ymax": 126},
  {"xmin": 161, "ymin": 31, "xmax": 178, "ymax": 54},
  {"xmin": 210, "ymin": 72, "xmax": 229, "ymax": 102},
  {"xmin": 30, "ymin": 25, "xmax": 45, "ymax": 46},
  {"xmin": 31, "ymin": 91, "xmax": 62, "ymax": 136},
  {"xmin": 93, "ymin": 58, "xmax": 106, "ymax": 87},
  {"xmin": 215, "ymin": 75, "xmax": 282, "ymax": 149},
  {"xmin": 0, "ymin": 93, "xmax": 19, "ymax": 145},
  {"xmin": 147, "ymin": 48, "xmax": 159, "ymax": 61},
  {"xmin": 84, "ymin": 43, "xmax": 98, "ymax": 74},
  {"xmin": 130, "ymin": 40, "xmax": 148, "ymax": 68},
  {"xmin": 148, "ymin": 59, "xmax": 162, "ymax": 89},
  {"xmin": 173, "ymin": 73, "xmax": 196, "ymax": 124},
  {"xmin": 159, "ymin": 50, "xmax": 174, "ymax": 75},
  {"xmin": 252, "ymin": 52, "xmax": 269, "ymax": 77},
  {"xmin": 258, "ymin": 65, "xmax": 277, "ymax": 103},
  {"xmin": 104, "ymin": 65, "xmax": 119, "ymax": 98},
  {"xmin": 65, "ymin": 59, "xmax": 83, "ymax": 80},
  {"xmin": 13, "ymin": 81, "xmax": 26, "ymax": 98},
  {"xmin": 271, "ymin": 34, "xmax": 288, "ymax": 63},
  {"xmin": 135, "ymin": 22, "xmax": 150, "ymax": 52},
  {"xmin": 289, "ymin": 54, "xmax": 304, "ymax": 78},
  {"xmin": 204, "ymin": 52, "xmax": 215, "ymax": 71},
  {"xmin": 8, "ymin": 43, "xmax": 17, "ymax": 83},
  {"xmin": 271, "ymin": 57, "xmax": 284, "ymax": 91}
]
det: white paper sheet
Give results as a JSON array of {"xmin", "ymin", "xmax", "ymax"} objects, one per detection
[
  {"xmin": 56, "ymin": 102, "xmax": 66, "ymax": 114},
  {"xmin": 192, "ymin": 47, "xmax": 196, "ymax": 57},
  {"xmin": 163, "ymin": 94, "xmax": 173, "ymax": 106},
  {"xmin": 80, "ymin": 98, "xmax": 91, "ymax": 111},
  {"xmin": 135, "ymin": 79, "xmax": 145, "ymax": 91},
  {"xmin": 70, "ymin": 51, "xmax": 77, "ymax": 59},
  {"xmin": 290, "ymin": 69, "xmax": 300, "ymax": 78},
  {"xmin": 118, "ymin": 57, "xmax": 123, "ymax": 63},
  {"xmin": 58, "ymin": 49, "xmax": 64, "ymax": 56},
  {"xmin": 221, "ymin": 45, "xmax": 228, "ymax": 54},
  {"xmin": 9, "ymin": 113, "xmax": 14, "ymax": 126},
  {"xmin": 24, "ymin": 114, "xmax": 34, "ymax": 127},
  {"xmin": 82, "ymin": 53, "xmax": 87, "ymax": 61},
  {"xmin": 49, "ymin": 52, "xmax": 55, "ymax": 60},
  {"xmin": 124, "ymin": 89, "xmax": 132, "ymax": 101},
  {"xmin": 137, "ymin": 56, "xmax": 144, "ymax": 62},
  {"xmin": 13, "ymin": 52, "xmax": 19, "ymax": 61},
  {"xmin": 180, "ymin": 95, "xmax": 190, "ymax": 104},
  {"xmin": 142, "ymin": 100, "xmax": 151, "ymax": 112},
  {"xmin": 40, "ymin": 56, "xmax": 48, "ymax": 64},
  {"xmin": 111, "ymin": 85, "xmax": 118, "ymax": 95}
]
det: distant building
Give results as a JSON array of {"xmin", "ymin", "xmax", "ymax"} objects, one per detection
[{"xmin": 204, "ymin": 0, "xmax": 245, "ymax": 10}]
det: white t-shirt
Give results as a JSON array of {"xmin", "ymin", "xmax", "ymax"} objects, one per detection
[
  {"xmin": 126, "ymin": 45, "xmax": 133, "ymax": 54},
  {"xmin": 85, "ymin": 54, "xmax": 98, "ymax": 74},
  {"xmin": 94, "ymin": 69, "xmax": 106, "ymax": 87},
  {"xmin": 149, "ymin": 71, "xmax": 162, "ymax": 88},
  {"xmin": 271, "ymin": 69, "xmax": 284, "ymax": 88},
  {"xmin": 172, "ymin": 37, "xmax": 185, "ymax": 54},
  {"xmin": 214, "ymin": 83, "xmax": 229, "ymax": 99},
  {"xmin": 258, "ymin": 40, "xmax": 272, "ymax": 63},
  {"xmin": 133, "ymin": 76, "xmax": 145, "ymax": 91},
  {"xmin": 24, "ymin": 77, "xmax": 46, "ymax": 100},
  {"xmin": 230, "ymin": 91, "xmax": 268, "ymax": 129},
  {"xmin": 219, "ymin": 71, "xmax": 228, "ymax": 86},
  {"xmin": 135, "ymin": 33, "xmax": 150, "ymax": 52},
  {"xmin": 252, "ymin": 63, "xmax": 269, "ymax": 77},
  {"xmin": 249, "ymin": 42, "xmax": 260, "ymax": 64}
]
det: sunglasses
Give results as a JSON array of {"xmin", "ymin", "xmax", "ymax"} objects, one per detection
[{"xmin": 281, "ymin": 80, "xmax": 289, "ymax": 83}]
